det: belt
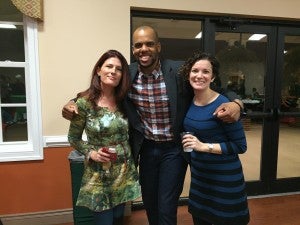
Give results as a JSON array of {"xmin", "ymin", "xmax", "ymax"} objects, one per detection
[{"xmin": 143, "ymin": 138, "xmax": 177, "ymax": 148}]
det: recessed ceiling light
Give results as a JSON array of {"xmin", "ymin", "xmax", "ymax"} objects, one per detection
[
  {"xmin": 248, "ymin": 34, "xmax": 266, "ymax": 41},
  {"xmin": 195, "ymin": 31, "xmax": 202, "ymax": 39}
]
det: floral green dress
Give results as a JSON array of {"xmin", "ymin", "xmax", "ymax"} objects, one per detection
[{"xmin": 68, "ymin": 97, "xmax": 141, "ymax": 212}]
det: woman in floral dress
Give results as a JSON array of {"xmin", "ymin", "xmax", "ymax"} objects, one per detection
[{"xmin": 68, "ymin": 49, "xmax": 141, "ymax": 225}]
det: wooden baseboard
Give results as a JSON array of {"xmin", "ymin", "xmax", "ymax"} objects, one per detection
[
  {"xmin": 1, "ymin": 203, "xmax": 132, "ymax": 225},
  {"xmin": 1, "ymin": 209, "xmax": 73, "ymax": 225}
]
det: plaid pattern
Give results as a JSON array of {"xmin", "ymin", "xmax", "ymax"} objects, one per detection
[{"xmin": 128, "ymin": 68, "xmax": 173, "ymax": 142}]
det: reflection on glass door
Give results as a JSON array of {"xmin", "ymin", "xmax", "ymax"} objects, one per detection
[
  {"xmin": 277, "ymin": 35, "xmax": 300, "ymax": 178},
  {"xmin": 214, "ymin": 32, "xmax": 268, "ymax": 181}
]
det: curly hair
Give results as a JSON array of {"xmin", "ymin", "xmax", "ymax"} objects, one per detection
[{"xmin": 179, "ymin": 51, "xmax": 220, "ymax": 82}]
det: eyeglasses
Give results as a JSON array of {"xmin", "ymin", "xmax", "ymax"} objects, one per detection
[{"xmin": 132, "ymin": 41, "xmax": 156, "ymax": 49}]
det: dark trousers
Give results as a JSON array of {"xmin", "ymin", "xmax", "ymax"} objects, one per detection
[
  {"xmin": 139, "ymin": 139, "xmax": 188, "ymax": 225},
  {"xmin": 93, "ymin": 203, "xmax": 125, "ymax": 225},
  {"xmin": 192, "ymin": 216, "xmax": 212, "ymax": 225}
]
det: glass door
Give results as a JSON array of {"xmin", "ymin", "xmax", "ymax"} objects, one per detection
[
  {"xmin": 131, "ymin": 12, "xmax": 300, "ymax": 200},
  {"xmin": 272, "ymin": 27, "xmax": 300, "ymax": 192},
  {"xmin": 208, "ymin": 19, "xmax": 300, "ymax": 195}
]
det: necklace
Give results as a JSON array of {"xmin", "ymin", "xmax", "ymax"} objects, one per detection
[{"xmin": 97, "ymin": 96, "xmax": 117, "ymax": 112}]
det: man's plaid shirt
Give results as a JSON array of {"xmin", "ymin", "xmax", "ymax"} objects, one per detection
[{"xmin": 128, "ymin": 66, "xmax": 173, "ymax": 142}]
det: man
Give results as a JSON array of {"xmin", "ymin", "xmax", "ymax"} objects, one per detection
[{"xmin": 62, "ymin": 26, "xmax": 242, "ymax": 225}]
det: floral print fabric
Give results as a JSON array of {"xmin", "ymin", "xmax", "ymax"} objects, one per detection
[{"xmin": 68, "ymin": 97, "xmax": 141, "ymax": 212}]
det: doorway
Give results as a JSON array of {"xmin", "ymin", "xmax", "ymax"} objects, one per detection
[{"xmin": 207, "ymin": 19, "xmax": 300, "ymax": 195}]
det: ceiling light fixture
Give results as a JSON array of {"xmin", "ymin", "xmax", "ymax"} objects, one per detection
[
  {"xmin": 0, "ymin": 24, "xmax": 17, "ymax": 29},
  {"xmin": 195, "ymin": 31, "xmax": 202, "ymax": 39},
  {"xmin": 248, "ymin": 34, "xmax": 266, "ymax": 41}
]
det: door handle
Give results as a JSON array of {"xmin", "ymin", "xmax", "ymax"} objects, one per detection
[
  {"xmin": 277, "ymin": 108, "xmax": 300, "ymax": 117},
  {"xmin": 246, "ymin": 109, "xmax": 274, "ymax": 119}
]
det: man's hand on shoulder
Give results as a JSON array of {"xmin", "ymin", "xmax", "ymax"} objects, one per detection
[
  {"xmin": 62, "ymin": 100, "xmax": 78, "ymax": 120},
  {"xmin": 213, "ymin": 99, "xmax": 242, "ymax": 123}
]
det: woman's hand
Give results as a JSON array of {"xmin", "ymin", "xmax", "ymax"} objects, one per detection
[
  {"xmin": 182, "ymin": 134, "xmax": 221, "ymax": 154},
  {"xmin": 182, "ymin": 134, "xmax": 207, "ymax": 152},
  {"xmin": 89, "ymin": 148, "xmax": 111, "ymax": 162}
]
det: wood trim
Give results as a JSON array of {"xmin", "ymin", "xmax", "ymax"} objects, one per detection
[{"xmin": 1, "ymin": 209, "xmax": 73, "ymax": 225}]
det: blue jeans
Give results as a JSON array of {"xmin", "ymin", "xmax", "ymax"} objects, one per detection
[
  {"xmin": 139, "ymin": 139, "xmax": 188, "ymax": 225},
  {"xmin": 93, "ymin": 203, "xmax": 125, "ymax": 225}
]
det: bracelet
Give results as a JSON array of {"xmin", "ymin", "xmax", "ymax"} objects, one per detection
[
  {"xmin": 233, "ymin": 100, "xmax": 243, "ymax": 111},
  {"xmin": 233, "ymin": 100, "xmax": 247, "ymax": 117}
]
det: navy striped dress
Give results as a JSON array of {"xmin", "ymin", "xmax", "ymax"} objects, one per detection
[{"xmin": 183, "ymin": 94, "xmax": 250, "ymax": 225}]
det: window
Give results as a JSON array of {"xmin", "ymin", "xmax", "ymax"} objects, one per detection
[{"xmin": 0, "ymin": 1, "xmax": 42, "ymax": 162}]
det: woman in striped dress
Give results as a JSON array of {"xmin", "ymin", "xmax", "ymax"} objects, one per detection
[{"xmin": 180, "ymin": 51, "xmax": 250, "ymax": 225}]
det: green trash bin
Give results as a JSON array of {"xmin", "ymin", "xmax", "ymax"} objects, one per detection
[{"xmin": 68, "ymin": 150, "xmax": 94, "ymax": 225}]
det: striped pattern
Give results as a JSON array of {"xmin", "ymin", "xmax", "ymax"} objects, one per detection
[{"xmin": 184, "ymin": 95, "xmax": 250, "ymax": 225}]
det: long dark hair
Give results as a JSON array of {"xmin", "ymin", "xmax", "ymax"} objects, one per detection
[{"xmin": 77, "ymin": 49, "xmax": 130, "ymax": 112}]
